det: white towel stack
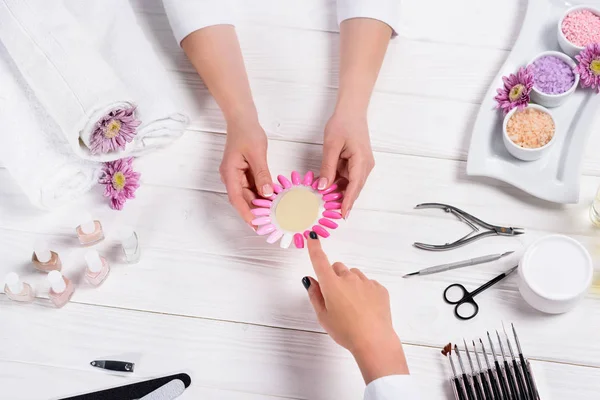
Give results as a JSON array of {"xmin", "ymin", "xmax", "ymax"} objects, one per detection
[{"xmin": 0, "ymin": 0, "xmax": 189, "ymax": 208}]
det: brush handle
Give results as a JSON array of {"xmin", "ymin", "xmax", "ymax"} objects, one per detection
[
  {"xmin": 462, "ymin": 374, "xmax": 476, "ymax": 400},
  {"xmin": 520, "ymin": 355, "xmax": 537, "ymax": 400},
  {"xmin": 504, "ymin": 361, "xmax": 518, "ymax": 399},
  {"xmin": 472, "ymin": 374, "xmax": 485, "ymax": 400},
  {"xmin": 479, "ymin": 371, "xmax": 493, "ymax": 400},
  {"xmin": 488, "ymin": 368, "xmax": 502, "ymax": 400},
  {"xmin": 495, "ymin": 361, "xmax": 510, "ymax": 400},
  {"xmin": 453, "ymin": 377, "xmax": 467, "ymax": 400},
  {"xmin": 512, "ymin": 358, "xmax": 529, "ymax": 400}
]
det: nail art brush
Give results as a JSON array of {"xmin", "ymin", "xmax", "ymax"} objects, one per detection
[
  {"xmin": 513, "ymin": 324, "xmax": 537, "ymax": 400},
  {"xmin": 473, "ymin": 340, "xmax": 493, "ymax": 400},
  {"xmin": 463, "ymin": 339, "xmax": 485, "ymax": 400},
  {"xmin": 504, "ymin": 324, "xmax": 529, "ymax": 400},
  {"xmin": 480, "ymin": 338, "xmax": 502, "ymax": 400},
  {"xmin": 403, "ymin": 251, "xmax": 514, "ymax": 278},
  {"xmin": 488, "ymin": 332, "xmax": 510, "ymax": 400},
  {"xmin": 454, "ymin": 344, "xmax": 477, "ymax": 400},
  {"xmin": 443, "ymin": 344, "xmax": 467, "ymax": 400},
  {"xmin": 497, "ymin": 330, "xmax": 518, "ymax": 399}
]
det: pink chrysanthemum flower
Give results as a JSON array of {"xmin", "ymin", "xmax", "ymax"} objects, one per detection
[
  {"xmin": 574, "ymin": 43, "xmax": 600, "ymax": 93},
  {"xmin": 90, "ymin": 107, "xmax": 141, "ymax": 154},
  {"xmin": 494, "ymin": 66, "xmax": 535, "ymax": 115},
  {"xmin": 99, "ymin": 157, "xmax": 141, "ymax": 210}
]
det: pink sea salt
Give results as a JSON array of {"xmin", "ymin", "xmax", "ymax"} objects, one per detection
[
  {"xmin": 562, "ymin": 9, "xmax": 600, "ymax": 47},
  {"xmin": 531, "ymin": 55, "xmax": 575, "ymax": 94},
  {"xmin": 506, "ymin": 108, "xmax": 555, "ymax": 149}
]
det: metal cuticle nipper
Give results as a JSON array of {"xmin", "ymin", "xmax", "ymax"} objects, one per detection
[{"xmin": 413, "ymin": 203, "xmax": 525, "ymax": 251}]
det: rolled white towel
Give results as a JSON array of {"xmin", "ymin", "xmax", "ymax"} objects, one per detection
[
  {"xmin": 0, "ymin": 43, "xmax": 101, "ymax": 209},
  {"xmin": 0, "ymin": 0, "xmax": 188, "ymax": 161}
]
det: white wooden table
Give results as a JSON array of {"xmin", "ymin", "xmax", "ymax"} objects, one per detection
[{"xmin": 2, "ymin": 1, "xmax": 600, "ymax": 398}]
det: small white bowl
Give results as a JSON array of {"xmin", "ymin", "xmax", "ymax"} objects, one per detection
[
  {"xmin": 503, "ymin": 104, "xmax": 556, "ymax": 161},
  {"xmin": 518, "ymin": 235, "xmax": 592, "ymax": 314},
  {"xmin": 558, "ymin": 6, "xmax": 600, "ymax": 58},
  {"xmin": 528, "ymin": 51, "xmax": 579, "ymax": 108}
]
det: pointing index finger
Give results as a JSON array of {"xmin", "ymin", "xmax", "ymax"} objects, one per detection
[{"xmin": 307, "ymin": 233, "xmax": 335, "ymax": 283}]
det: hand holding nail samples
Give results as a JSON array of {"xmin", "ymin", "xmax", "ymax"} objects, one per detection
[{"xmin": 303, "ymin": 232, "xmax": 408, "ymax": 384}]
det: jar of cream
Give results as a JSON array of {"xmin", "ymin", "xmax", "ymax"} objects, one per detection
[{"xmin": 518, "ymin": 235, "xmax": 592, "ymax": 314}]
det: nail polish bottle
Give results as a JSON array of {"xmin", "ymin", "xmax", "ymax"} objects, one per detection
[
  {"xmin": 32, "ymin": 239, "xmax": 62, "ymax": 272},
  {"xmin": 4, "ymin": 272, "xmax": 35, "ymax": 303},
  {"xmin": 117, "ymin": 227, "xmax": 141, "ymax": 264},
  {"xmin": 48, "ymin": 270, "xmax": 74, "ymax": 308},
  {"xmin": 84, "ymin": 250, "xmax": 110, "ymax": 286},
  {"xmin": 76, "ymin": 212, "xmax": 104, "ymax": 246}
]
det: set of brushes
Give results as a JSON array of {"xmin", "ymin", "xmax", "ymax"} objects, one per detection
[{"xmin": 442, "ymin": 323, "xmax": 540, "ymax": 400}]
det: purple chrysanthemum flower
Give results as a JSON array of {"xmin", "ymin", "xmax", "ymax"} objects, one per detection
[
  {"xmin": 494, "ymin": 66, "xmax": 535, "ymax": 115},
  {"xmin": 574, "ymin": 43, "xmax": 600, "ymax": 93},
  {"xmin": 90, "ymin": 107, "xmax": 141, "ymax": 154},
  {"xmin": 99, "ymin": 157, "xmax": 141, "ymax": 210}
]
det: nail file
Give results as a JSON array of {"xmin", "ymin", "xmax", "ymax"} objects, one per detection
[
  {"xmin": 58, "ymin": 373, "xmax": 191, "ymax": 400},
  {"xmin": 140, "ymin": 380, "xmax": 185, "ymax": 400}
]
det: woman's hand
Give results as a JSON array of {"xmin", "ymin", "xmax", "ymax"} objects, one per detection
[
  {"xmin": 219, "ymin": 115, "xmax": 273, "ymax": 224},
  {"xmin": 302, "ymin": 232, "xmax": 409, "ymax": 384},
  {"xmin": 318, "ymin": 113, "xmax": 375, "ymax": 219}
]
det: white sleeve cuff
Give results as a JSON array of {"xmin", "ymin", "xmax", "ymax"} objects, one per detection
[
  {"xmin": 162, "ymin": 0, "xmax": 235, "ymax": 45},
  {"xmin": 364, "ymin": 375, "xmax": 419, "ymax": 400},
  {"xmin": 337, "ymin": 0, "xmax": 401, "ymax": 37}
]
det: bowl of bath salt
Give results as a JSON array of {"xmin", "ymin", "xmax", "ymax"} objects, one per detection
[
  {"xmin": 529, "ymin": 51, "xmax": 579, "ymax": 108},
  {"xmin": 558, "ymin": 6, "xmax": 600, "ymax": 58},
  {"xmin": 502, "ymin": 104, "xmax": 556, "ymax": 161}
]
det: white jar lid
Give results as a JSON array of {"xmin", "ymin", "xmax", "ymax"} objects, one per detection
[{"xmin": 520, "ymin": 235, "xmax": 592, "ymax": 305}]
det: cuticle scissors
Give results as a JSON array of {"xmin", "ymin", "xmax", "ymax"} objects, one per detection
[
  {"xmin": 413, "ymin": 203, "xmax": 525, "ymax": 251},
  {"xmin": 443, "ymin": 266, "xmax": 518, "ymax": 320}
]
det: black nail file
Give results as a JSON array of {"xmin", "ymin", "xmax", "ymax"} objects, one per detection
[{"xmin": 58, "ymin": 373, "xmax": 191, "ymax": 400}]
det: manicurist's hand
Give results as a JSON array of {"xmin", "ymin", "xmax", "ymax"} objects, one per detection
[
  {"xmin": 220, "ymin": 115, "xmax": 273, "ymax": 224},
  {"xmin": 302, "ymin": 232, "xmax": 409, "ymax": 385}
]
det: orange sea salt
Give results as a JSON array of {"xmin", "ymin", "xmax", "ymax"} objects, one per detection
[{"xmin": 506, "ymin": 108, "xmax": 555, "ymax": 148}]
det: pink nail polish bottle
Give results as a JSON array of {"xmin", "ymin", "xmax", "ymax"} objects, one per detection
[
  {"xmin": 4, "ymin": 272, "xmax": 34, "ymax": 303},
  {"xmin": 76, "ymin": 212, "xmax": 104, "ymax": 246},
  {"xmin": 84, "ymin": 250, "xmax": 110, "ymax": 287},
  {"xmin": 32, "ymin": 239, "xmax": 61, "ymax": 272},
  {"xmin": 48, "ymin": 270, "xmax": 74, "ymax": 308}
]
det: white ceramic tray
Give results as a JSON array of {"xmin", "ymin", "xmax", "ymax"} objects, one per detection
[{"xmin": 467, "ymin": 0, "xmax": 600, "ymax": 204}]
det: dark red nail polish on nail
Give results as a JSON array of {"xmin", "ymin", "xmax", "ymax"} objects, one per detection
[
  {"xmin": 302, "ymin": 277, "xmax": 311, "ymax": 290},
  {"xmin": 309, "ymin": 231, "xmax": 318, "ymax": 240}
]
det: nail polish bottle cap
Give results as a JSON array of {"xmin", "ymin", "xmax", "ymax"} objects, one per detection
[
  {"xmin": 34, "ymin": 239, "xmax": 52, "ymax": 263},
  {"xmin": 80, "ymin": 212, "xmax": 96, "ymax": 235},
  {"xmin": 85, "ymin": 250, "xmax": 103, "ymax": 273},
  {"xmin": 4, "ymin": 272, "xmax": 23, "ymax": 294},
  {"xmin": 48, "ymin": 270, "xmax": 66, "ymax": 294}
]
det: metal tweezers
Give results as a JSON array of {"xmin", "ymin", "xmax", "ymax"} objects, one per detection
[{"xmin": 413, "ymin": 203, "xmax": 525, "ymax": 251}]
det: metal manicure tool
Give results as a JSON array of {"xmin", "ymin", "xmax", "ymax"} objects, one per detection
[
  {"xmin": 90, "ymin": 359, "xmax": 135, "ymax": 373},
  {"xmin": 403, "ymin": 251, "xmax": 514, "ymax": 278},
  {"xmin": 413, "ymin": 203, "xmax": 525, "ymax": 251}
]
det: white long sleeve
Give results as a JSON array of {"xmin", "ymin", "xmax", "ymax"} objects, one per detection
[
  {"xmin": 337, "ymin": 0, "xmax": 400, "ymax": 36},
  {"xmin": 364, "ymin": 375, "xmax": 419, "ymax": 400},
  {"xmin": 162, "ymin": 0, "xmax": 400, "ymax": 45}
]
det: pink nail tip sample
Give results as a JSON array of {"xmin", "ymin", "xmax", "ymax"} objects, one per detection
[
  {"xmin": 303, "ymin": 171, "xmax": 314, "ymax": 186},
  {"xmin": 319, "ymin": 218, "xmax": 338, "ymax": 229},
  {"xmin": 266, "ymin": 230, "xmax": 284, "ymax": 244},
  {"xmin": 257, "ymin": 224, "xmax": 277, "ymax": 236},
  {"xmin": 312, "ymin": 225, "xmax": 330, "ymax": 238},
  {"xmin": 278, "ymin": 175, "xmax": 292, "ymax": 189},
  {"xmin": 311, "ymin": 180, "xmax": 319, "ymax": 189},
  {"xmin": 251, "ymin": 217, "xmax": 271, "ymax": 226},
  {"xmin": 322, "ymin": 192, "xmax": 342, "ymax": 202},
  {"xmin": 319, "ymin": 184, "xmax": 338, "ymax": 195},
  {"xmin": 291, "ymin": 171, "xmax": 301, "ymax": 185},
  {"xmin": 303, "ymin": 230, "xmax": 311, "ymax": 239},
  {"xmin": 323, "ymin": 210, "xmax": 342, "ymax": 219},
  {"xmin": 251, "ymin": 208, "xmax": 271, "ymax": 216},
  {"xmin": 252, "ymin": 199, "xmax": 273, "ymax": 208},
  {"xmin": 324, "ymin": 202, "xmax": 342, "ymax": 210},
  {"xmin": 294, "ymin": 233, "xmax": 305, "ymax": 248},
  {"xmin": 273, "ymin": 183, "xmax": 283, "ymax": 194}
]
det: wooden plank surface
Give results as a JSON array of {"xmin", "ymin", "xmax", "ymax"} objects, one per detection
[{"xmin": 1, "ymin": 0, "xmax": 600, "ymax": 399}]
